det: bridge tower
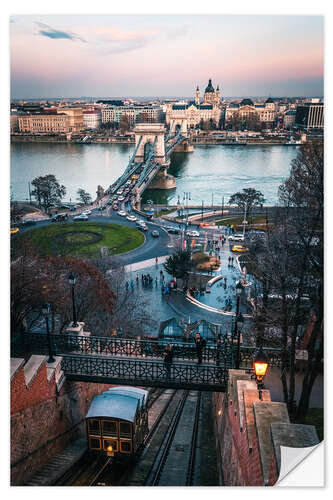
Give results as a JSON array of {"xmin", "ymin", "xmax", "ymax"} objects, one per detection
[
  {"xmin": 133, "ymin": 123, "xmax": 167, "ymax": 164},
  {"xmin": 170, "ymin": 119, "xmax": 189, "ymax": 137}
]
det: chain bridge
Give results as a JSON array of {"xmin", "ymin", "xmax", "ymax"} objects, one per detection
[
  {"xmin": 12, "ymin": 332, "xmax": 285, "ymax": 392},
  {"xmin": 109, "ymin": 121, "xmax": 192, "ymax": 204}
]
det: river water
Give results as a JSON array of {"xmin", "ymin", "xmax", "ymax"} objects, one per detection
[{"xmin": 10, "ymin": 142, "xmax": 299, "ymax": 206}]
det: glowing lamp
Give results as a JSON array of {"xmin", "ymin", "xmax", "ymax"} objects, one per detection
[
  {"xmin": 253, "ymin": 348, "xmax": 269, "ymax": 399},
  {"xmin": 253, "ymin": 348, "xmax": 269, "ymax": 379},
  {"xmin": 106, "ymin": 445, "xmax": 114, "ymax": 457}
]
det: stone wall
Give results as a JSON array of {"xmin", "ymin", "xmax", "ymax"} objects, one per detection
[
  {"xmin": 10, "ymin": 355, "xmax": 113, "ymax": 485},
  {"xmin": 213, "ymin": 369, "xmax": 319, "ymax": 486}
]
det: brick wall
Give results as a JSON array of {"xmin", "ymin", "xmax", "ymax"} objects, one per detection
[
  {"xmin": 10, "ymin": 356, "xmax": 113, "ymax": 485},
  {"xmin": 213, "ymin": 369, "xmax": 319, "ymax": 486}
]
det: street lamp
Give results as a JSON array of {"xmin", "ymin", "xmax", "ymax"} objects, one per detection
[
  {"xmin": 68, "ymin": 273, "xmax": 78, "ymax": 328},
  {"xmin": 253, "ymin": 348, "xmax": 269, "ymax": 400},
  {"xmin": 41, "ymin": 302, "xmax": 55, "ymax": 363},
  {"xmin": 235, "ymin": 281, "xmax": 244, "ymax": 368},
  {"xmin": 235, "ymin": 312, "xmax": 244, "ymax": 369}
]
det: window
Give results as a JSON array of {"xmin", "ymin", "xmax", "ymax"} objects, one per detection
[
  {"xmin": 88, "ymin": 419, "xmax": 100, "ymax": 434},
  {"xmin": 102, "ymin": 420, "xmax": 118, "ymax": 437},
  {"xmin": 103, "ymin": 438, "xmax": 118, "ymax": 452},
  {"xmin": 89, "ymin": 437, "xmax": 101, "ymax": 450},
  {"xmin": 120, "ymin": 440, "xmax": 132, "ymax": 454},
  {"xmin": 119, "ymin": 421, "xmax": 132, "ymax": 437}
]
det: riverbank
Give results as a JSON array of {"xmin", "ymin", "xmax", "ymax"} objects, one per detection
[{"xmin": 11, "ymin": 133, "xmax": 303, "ymax": 146}]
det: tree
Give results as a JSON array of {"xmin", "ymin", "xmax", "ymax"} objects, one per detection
[
  {"xmin": 229, "ymin": 188, "xmax": 265, "ymax": 217},
  {"xmin": 77, "ymin": 188, "xmax": 92, "ymax": 205},
  {"xmin": 31, "ymin": 174, "xmax": 66, "ymax": 211},
  {"xmin": 245, "ymin": 142, "xmax": 323, "ymax": 420},
  {"xmin": 11, "ymin": 255, "xmax": 115, "ymax": 338},
  {"xmin": 163, "ymin": 249, "xmax": 193, "ymax": 285}
]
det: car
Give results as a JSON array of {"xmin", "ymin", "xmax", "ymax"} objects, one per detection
[
  {"xmin": 151, "ymin": 230, "xmax": 160, "ymax": 238},
  {"xmin": 186, "ymin": 230, "xmax": 200, "ymax": 237},
  {"xmin": 118, "ymin": 196, "xmax": 125, "ymax": 202},
  {"xmin": 59, "ymin": 204, "xmax": 71, "ymax": 210},
  {"xmin": 73, "ymin": 214, "xmax": 88, "ymax": 221},
  {"xmin": 137, "ymin": 224, "xmax": 148, "ymax": 231},
  {"xmin": 126, "ymin": 215, "xmax": 137, "ymax": 221},
  {"xmin": 117, "ymin": 211, "xmax": 127, "ymax": 216},
  {"xmin": 228, "ymin": 234, "xmax": 245, "ymax": 242},
  {"xmin": 112, "ymin": 204, "xmax": 118, "ymax": 211},
  {"xmin": 232, "ymin": 245, "xmax": 249, "ymax": 253},
  {"xmin": 166, "ymin": 226, "xmax": 180, "ymax": 234},
  {"xmin": 116, "ymin": 190, "xmax": 123, "ymax": 195},
  {"xmin": 82, "ymin": 210, "xmax": 92, "ymax": 215},
  {"xmin": 10, "ymin": 227, "xmax": 19, "ymax": 235},
  {"xmin": 52, "ymin": 213, "xmax": 68, "ymax": 222},
  {"xmin": 107, "ymin": 200, "xmax": 113, "ymax": 205}
]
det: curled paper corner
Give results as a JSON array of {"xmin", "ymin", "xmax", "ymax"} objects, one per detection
[{"xmin": 276, "ymin": 441, "xmax": 324, "ymax": 486}]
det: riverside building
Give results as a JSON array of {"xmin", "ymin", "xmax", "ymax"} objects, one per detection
[
  {"xmin": 294, "ymin": 102, "xmax": 324, "ymax": 131},
  {"xmin": 225, "ymin": 98, "xmax": 277, "ymax": 128},
  {"xmin": 165, "ymin": 79, "xmax": 223, "ymax": 129}
]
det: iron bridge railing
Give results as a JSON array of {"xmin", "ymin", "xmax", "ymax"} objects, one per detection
[
  {"xmin": 11, "ymin": 333, "xmax": 287, "ymax": 369},
  {"xmin": 13, "ymin": 332, "xmax": 234, "ymax": 366},
  {"xmin": 61, "ymin": 354, "xmax": 229, "ymax": 391}
]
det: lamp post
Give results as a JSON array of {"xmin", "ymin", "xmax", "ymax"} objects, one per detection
[
  {"xmin": 253, "ymin": 348, "xmax": 269, "ymax": 400},
  {"xmin": 235, "ymin": 281, "xmax": 244, "ymax": 368},
  {"xmin": 42, "ymin": 302, "xmax": 55, "ymax": 363},
  {"xmin": 68, "ymin": 273, "xmax": 78, "ymax": 328}
]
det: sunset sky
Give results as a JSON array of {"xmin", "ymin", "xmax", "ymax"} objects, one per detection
[{"xmin": 10, "ymin": 15, "xmax": 324, "ymax": 98}]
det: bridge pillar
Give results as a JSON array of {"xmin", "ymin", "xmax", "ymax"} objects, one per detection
[{"xmin": 133, "ymin": 123, "xmax": 167, "ymax": 164}]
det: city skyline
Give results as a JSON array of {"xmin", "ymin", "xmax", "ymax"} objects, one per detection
[{"xmin": 10, "ymin": 15, "xmax": 324, "ymax": 99}]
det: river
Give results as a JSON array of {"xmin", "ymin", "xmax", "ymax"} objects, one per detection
[{"xmin": 10, "ymin": 142, "xmax": 299, "ymax": 206}]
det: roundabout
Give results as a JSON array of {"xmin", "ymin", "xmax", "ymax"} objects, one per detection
[{"xmin": 13, "ymin": 222, "xmax": 145, "ymax": 258}]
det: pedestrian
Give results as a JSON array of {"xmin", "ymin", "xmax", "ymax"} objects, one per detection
[
  {"xmin": 194, "ymin": 333, "xmax": 206, "ymax": 364},
  {"xmin": 155, "ymin": 256, "xmax": 158, "ymax": 265},
  {"xmin": 155, "ymin": 276, "xmax": 158, "ymax": 286},
  {"xmin": 231, "ymin": 256, "xmax": 234, "ymax": 265},
  {"xmin": 136, "ymin": 275, "xmax": 139, "ymax": 284},
  {"xmin": 163, "ymin": 343, "xmax": 173, "ymax": 377},
  {"xmin": 125, "ymin": 281, "xmax": 129, "ymax": 291}
]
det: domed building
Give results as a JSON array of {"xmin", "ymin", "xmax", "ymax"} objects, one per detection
[{"xmin": 165, "ymin": 78, "xmax": 223, "ymax": 130}]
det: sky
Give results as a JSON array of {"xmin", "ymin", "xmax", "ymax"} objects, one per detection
[{"xmin": 10, "ymin": 15, "xmax": 324, "ymax": 99}]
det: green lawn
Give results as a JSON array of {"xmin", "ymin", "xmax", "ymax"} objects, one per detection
[
  {"xmin": 14, "ymin": 222, "xmax": 145, "ymax": 258},
  {"xmin": 215, "ymin": 215, "xmax": 269, "ymax": 227}
]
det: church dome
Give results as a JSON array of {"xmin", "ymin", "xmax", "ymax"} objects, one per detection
[
  {"xmin": 205, "ymin": 79, "xmax": 215, "ymax": 93},
  {"xmin": 265, "ymin": 97, "xmax": 274, "ymax": 103},
  {"xmin": 240, "ymin": 98, "xmax": 254, "ymax": 106}
]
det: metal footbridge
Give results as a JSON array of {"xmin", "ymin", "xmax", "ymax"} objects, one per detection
[{"xmin": 12, "ymin": 332, "xmax": 285, "ymax": 392}]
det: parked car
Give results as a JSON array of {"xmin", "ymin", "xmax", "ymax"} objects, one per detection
[
  {"xmin": 137, "ymin": 224, "xmax": 148, "ymax": 231},
  {"xmin": 10, "ymin": 227, "xmax": 19, "ymax": 235},
  {"xmin": 151, "ymin": 230, "xmax": 160, "ymax": 238},
  {"xmin": 118, "ymin": 196, "xmax": 125, "ymax": 202},
  {"xmin": 112, "ymin": 204, "xmax": 118, "ymax": 211},
  {"xmin": 117, "ymin": 211, "xmax": 127, "ymax": 217},
  {"xmin": 73, "ymin": 214, "xmax": 88, "ymax": 221},
  {"xmin": 126, "ymin": 215, "xmax": 137, "ymax": 221},
  {"xmin": 82, "ymin": 210, "xmax": 92, "ymax": 215}
]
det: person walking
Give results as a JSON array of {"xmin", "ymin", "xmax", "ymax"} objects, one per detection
[
  {"xmin": 163, "ymin": 343, "xmax": 173, "ymax": 378},
  {"xmin": 155, "ymin": 256, "xmax": 158, "ymax": 265},
  {"xmin": 194, "ymin": 333, "xmax": 206, "ymax": 364}
]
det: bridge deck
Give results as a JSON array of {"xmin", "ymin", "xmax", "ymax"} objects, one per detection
[{"xmin": 61, "ymin": 354, "xmax": 229, "ymax": 391}]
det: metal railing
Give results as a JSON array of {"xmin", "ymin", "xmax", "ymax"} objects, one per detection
[{"xmin": 61, "ymin": 354, "xmax": 229, "ymax": 391}]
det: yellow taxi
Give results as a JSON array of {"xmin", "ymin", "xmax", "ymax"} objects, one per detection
[
  {"xmin": 232, "ymin": 245, "xmax": 249, "ymax": 253},
  {"xmin": 10, "ymin": 227, "xmax": 20, "ymax": 235}
]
